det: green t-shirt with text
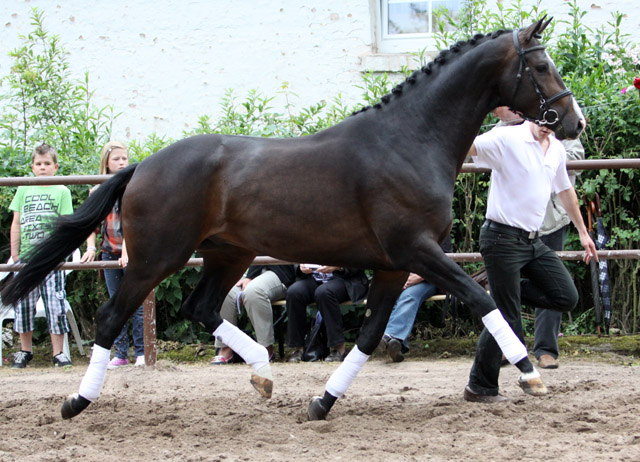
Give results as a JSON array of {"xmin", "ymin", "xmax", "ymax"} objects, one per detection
[{"xmin": 9, "ymin": 185, "xmax": 73, "ymax": 258}]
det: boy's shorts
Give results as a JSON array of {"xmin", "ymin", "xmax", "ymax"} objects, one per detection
[{"xmin": 13, "ymin": 270, "xmax": 70, "ymax": 335}]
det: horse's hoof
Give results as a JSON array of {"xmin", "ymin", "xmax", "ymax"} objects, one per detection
[
  {"xmin": 250, "ymin": 374, "xmax": 273, "ymax": 399},
  {"xmin": 61, "ymin": 393, "xmax": 91, "ymax": 419},
  {"xmin": 518, "ymin": 376, "xmax": 548, "ymax": 396},
  {"xmin": 307, "ymin": 396, "xmax": 328, "ymax": 421}
]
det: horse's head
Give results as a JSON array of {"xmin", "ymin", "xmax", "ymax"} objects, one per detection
[{"xmin": 501, "ymin": 17, "xmax": 585, "ymax": 140}]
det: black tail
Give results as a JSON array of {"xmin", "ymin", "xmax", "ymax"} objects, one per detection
[{"xmin": 1, "ymin": 164, "xmax": 139, "ymax": 306}]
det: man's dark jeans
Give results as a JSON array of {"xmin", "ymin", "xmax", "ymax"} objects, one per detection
[
  {"xmin": 468, "ymin": 225, "xmax": 578, "ymax": 395},
  {"xmin": 533, "ymin": 226, "xmax": 567, "ymax": 360}
]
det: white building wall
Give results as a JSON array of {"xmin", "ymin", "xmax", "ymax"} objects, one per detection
[{"xmin": 0, "ymin": 1, "xmax": 637, "ymax": 141}]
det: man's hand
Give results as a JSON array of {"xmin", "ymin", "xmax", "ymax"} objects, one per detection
[
  {"xmin": 238, "ymin": 278, "xmax": 252, "ymax": 291},
  {"xmin": 558, "ymin": 187, "xmax": 599, "ymax": 264},
  {"xmin": 403, "ymin": 273, "xmax": 424, "ymax": 289},
  {"xmin": 579, "ymin": 230, "xmax": 599, "ymax": 264},
  {"xmin": 299, "ymin": 264, "xmax": 314, "ymax": 275}
]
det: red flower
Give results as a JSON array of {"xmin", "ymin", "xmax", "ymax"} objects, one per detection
[{"xmin": 635, "ymin": 77, "xmax": 640, "ymax": 90}]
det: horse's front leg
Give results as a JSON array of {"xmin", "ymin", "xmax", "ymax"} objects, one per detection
[
  {"xmin": 407, "ymin": 239, "xmax": 545, "ymax": 395},
  {"xmin": 308, "ymin": 270, "xmax": 406, "ymax": 420}
]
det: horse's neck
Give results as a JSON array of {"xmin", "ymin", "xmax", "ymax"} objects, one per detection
[
  {"xmin": 428, "ymin": 53, "xmax": 505, "ymax": 155},
  {"xmin": 367, "ymin": 38, "xmax": 510, "ymax": 167}
]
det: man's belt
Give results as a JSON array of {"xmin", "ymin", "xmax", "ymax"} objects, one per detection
[{"xmin": 483, "ymin": 219, "xmax": 539, "ymax": 240}]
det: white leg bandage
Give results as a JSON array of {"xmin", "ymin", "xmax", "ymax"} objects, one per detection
[
  {"xmin": 482, "ymin": 309, "xmax": 528, "ymax": 364},
  {"xmin": 78, "ymin": 344, "xmax": 110, "ymax": 402},
  {"xmin": 325, "ymin": 346, "xmax": 370, "ymax": 399},
  {"xmin": 213, "ymin": 320, "xmax": 271, "ymax": 379},
  {"xmin": 519, "ymin": 368, "xmax": 541, "ymax": 381}
]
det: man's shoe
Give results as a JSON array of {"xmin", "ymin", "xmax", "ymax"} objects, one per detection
[
  {"xmin": 288, "ymin": 349, "xmax": 303, "ymax": 363},
  {"xmin": 325, "ymin": 350, "xmax": 346, "ymax": 362},
  {"xmin": 463, "ymin": 385, "xmax": 510, "ymax": 403},
  {"xmin": 11, "ymin": 350, "xmax": 33, "ymax": 369},
  {"xmin": 107, "ymin": 357, "xmax": 129, "ymax": 369},
  {"xmin": 52, "ymin": 352, "xmax": 72, "ymax": 367},
  {"xmin": 538, "ymin": 354, "xmax": 559, "ymax": 369},
  {"xmin": 387, "ymin": 338, "xmax": 405, "ymax": 363}
]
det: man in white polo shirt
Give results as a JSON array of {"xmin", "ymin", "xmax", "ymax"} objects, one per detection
[
  {"xmin": 463, "ymin": 116, "xmax": 597, "ymax": 403},
  {"xmin": 492, "ymin": 106, "xmax": 586, "ymax": 370}
]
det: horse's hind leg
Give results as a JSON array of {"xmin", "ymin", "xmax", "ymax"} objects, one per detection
[
  {"xmin": 308, "ymin": 270, "xmax": 406, "ymax": 421},
  {"xmin": 62, "ymin": 247, "xmax": 191, "ymax": 419},
  {"xmin": 181, "ymin": 249, "xmax": 273, "ymax": 398},
  {"xmin": 61, "ymin": 264, "xmax": 170, "ymax": 419}
]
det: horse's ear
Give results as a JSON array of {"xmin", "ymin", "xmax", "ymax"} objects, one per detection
[{"xmin": 523, "ymin": 15, "xmax": 552, "ymax": 42}]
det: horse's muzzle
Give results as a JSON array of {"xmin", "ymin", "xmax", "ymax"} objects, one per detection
[{"xmin": 554, "ymin": 116, "xmax": 586, "ymax": 140}]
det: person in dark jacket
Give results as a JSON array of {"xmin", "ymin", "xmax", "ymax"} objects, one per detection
[
  {"xmin": 212, "ymin": 264, "xmax": 295, "ymax": 364},
  {"xmin": 286, "ymin": 265, "xmax": 369, "ymax": 362}
]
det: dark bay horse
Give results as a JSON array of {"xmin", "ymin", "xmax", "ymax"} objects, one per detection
[{"xmin": 2, "ymin": 18, "xmax": 584, "ymax": 421}]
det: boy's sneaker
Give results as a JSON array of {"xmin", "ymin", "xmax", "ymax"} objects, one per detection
[
  {"xmin": 134, "ymin": 355, "xmax": 146, "ymax": 367},
  {"xmin": 107, "ymin": 357, "xmax": 129, "ymax": 369},
  {"xmin": 11, "ymin": 350, "xmax": 33, "ymax": 369},
  {"xmin": 52, "ymin": 352, "xmax": 72, "ymax": 367}
]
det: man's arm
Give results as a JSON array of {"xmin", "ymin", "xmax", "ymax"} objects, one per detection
[
  {"xmin": 468, "ymin": 143, "xmax": 477, "ymax": 157},
  {"xmin": 563, "ymin": 139, "xmax": 585, "ymax": 162},
  {"xmin": 557, "ymin": 187, "xmax": 598, "ymax": 263},
  {"xmin": 562, "ymin": 138, "xmax": 585, "ymax": 184}
]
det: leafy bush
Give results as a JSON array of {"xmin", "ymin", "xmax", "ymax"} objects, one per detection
[
  {"xmin": 1, "ymin": 3, "xmax": 638, "ymax": 344},
  {"xmin": 432, "ymin": 0, "xmax": 640, "ymax": 334},
  {"xmin": 0, "ymin": 8, "xmax": 117, "ymax": 338}
]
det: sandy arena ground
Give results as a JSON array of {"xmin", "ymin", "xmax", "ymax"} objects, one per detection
[{"xmin": 1, "ymin": 357, "xmax": 640, "ymax": 461}]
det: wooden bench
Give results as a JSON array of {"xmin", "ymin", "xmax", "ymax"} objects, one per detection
[{"xmin": 270, "ymin": 293, "xmax": 449, "ymax": 308}]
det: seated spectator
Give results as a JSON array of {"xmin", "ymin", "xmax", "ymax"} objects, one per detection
[
  {"xmin": 211, "ymin": 264, "xmax": 295, "ymax": 364},
  {"xmin": 286, "ymin": 265, "xmax": 369, "ymax": 363},
  {"xmin": 379, "ymin": 237, "xmax": 452, "ymax": 362}
]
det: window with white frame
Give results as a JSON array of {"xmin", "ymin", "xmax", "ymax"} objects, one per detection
[{"xmin": 373, "ymin": 0, "xmax": 461, "ymax": 54}]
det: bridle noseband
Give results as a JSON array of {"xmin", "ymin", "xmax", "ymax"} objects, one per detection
[{"xmin": 509, "ymin": 29, "xmax": 573, "ymax": 126}]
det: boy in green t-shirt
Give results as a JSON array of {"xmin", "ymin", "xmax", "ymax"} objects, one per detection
[{"xmin": 9, "ymin": 143, "xmax": 74, "ymax": 368}]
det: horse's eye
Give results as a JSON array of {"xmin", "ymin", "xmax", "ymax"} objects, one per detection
[{"xmin": 535, "ymin": 64, "xmax": 549, "ymax": 73}]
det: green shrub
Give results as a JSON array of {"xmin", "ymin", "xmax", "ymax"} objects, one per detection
[
  {"xmin": 1, "ymin": 2, "xmax": 638, "ymax": 344},
  {"xmin": 432, "ymin": 0, "xmax": 640, "ymax": 334},
  {"xmin": 0, "ymin": 8, "xmax": 117, "ymax": 338}
]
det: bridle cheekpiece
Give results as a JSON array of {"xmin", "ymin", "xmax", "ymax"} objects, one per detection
[{"xmin": 509, "ymin": 28, "xmax": 573, "ymax": 126}]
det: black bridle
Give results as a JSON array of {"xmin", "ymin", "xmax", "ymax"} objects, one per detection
[{"xmin": 509, "ymin": 29, "xmax": 573, "ymax": 126}]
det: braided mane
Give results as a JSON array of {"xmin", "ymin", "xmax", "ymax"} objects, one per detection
[{"xmin": 351, "ymin": 29, "xmax": 512, "ymax": 116}]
